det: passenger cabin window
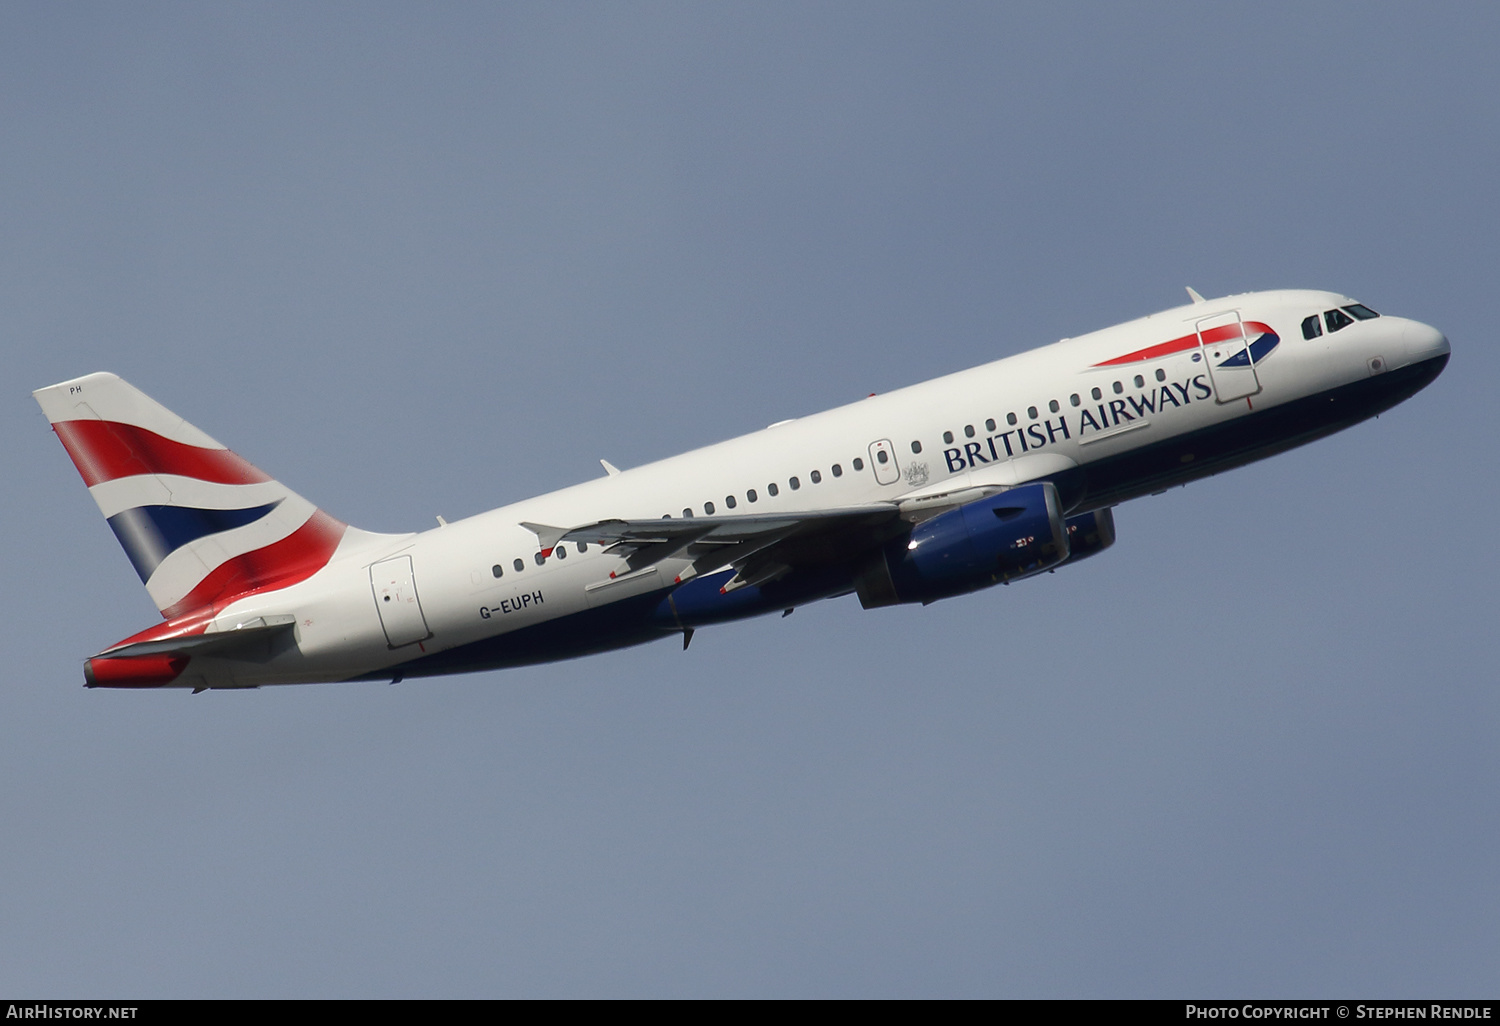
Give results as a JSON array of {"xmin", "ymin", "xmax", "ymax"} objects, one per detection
[
  {"xmin": 910, "ymin": 440, "xmax": 922, "ymax": 454},
  {"xmin": 810, "ymin": 470, "xmax": 822, "ymax": 484},
  {"xmin": 492, "ymin": 564, "xmax": 504, "ymax": 578},
  {"xmin": 1155, "ymin": 369, "xmax": 1166, "ymax": 382},
  {"xmin": 831, "ymin": 464, "xmax": 842, "ymax": 477},
  {"xmin": 1027, "ymin": 406, "xmax": 1038, "ymax": 420},
  {"xmin": 985, "ymin": 418, "xmax": 996, "ymax": 432},
  {"xmin": 942, "ymin": 431, "xmax": 954, "ymax": 444},
  {"xmin": 1070, "ymin": 394, "xmax": 1080, "ymax": 407},
  {"xmin": 513, "ymin": 558, "xmax": 524, "ymax": 572},
  {"xmin": 556, "ymin": 545, "xmax": 567, "ymax": 559},
  {"xmin": 748, "ymin": 488, "xmax": 758, "ymax": 502},
  {"xmin": 1091, "ymin": 387, "xmax": 1102, "ymax": 400},
  {"xmin": 1007, "ymin": 412, "xmax": 1018, "ymax": 426},
  {"xmin": 704, "ymin": 501, "xmax": 716, "ymax": 515},
  {"xmin": 1049, "ymin": 399, "xmax": 1060, "ymax": 413},
  {"xmin": 1112, "ymin": 381, "xmax": 1123, "ymax": 394},
  {"xmin": 725, "ymin": 494, "xmax": 737, "ymax": 509},
  {"xmin": 964, "ymin": 425, "xmax": 975, "ymax": 438},
  {"xmin": 768, "ymin": 482, "xmax": 779, "ymax": 496},
  {"xmin": 852, "ymin": 458, "xmax": 864, "ymax": 471},
  {"xmin": 1325, "ymin": 308, "xmax": 1354, "ymax": 333},
  {"xmin": 578, "ymin": 541, "xmax": 588, "ymax": 553},
  {"xmin": 683, "ymin": 508, "xmax": 694, "ymax": 518},
  {"xmin": 1345, "ymin": 304, "xmax": 1379, "ymax": 320},
  {"xmin": 534, "ymin": 552, "xmax": 546, "ymax": 566},
  {"xmin": 789, "ymin": 476, "xmax": 801, "ymax": 490},
  {"xmin": 1133, "ymin": 376, "xmax": 1144, "ymax": 389},
  {"xmin": 1302, "ymin": 314, "xmax": 1323, "ymax": 340}
]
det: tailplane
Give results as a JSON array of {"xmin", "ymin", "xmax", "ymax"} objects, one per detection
[{"xmin": 35, "ymin": 372, "xmax": 350, "ymax": 620}]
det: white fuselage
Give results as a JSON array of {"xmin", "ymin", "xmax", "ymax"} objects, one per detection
[{"xmin": 175, "ymin": 289, "xmax": 1449, "ymax": 687}]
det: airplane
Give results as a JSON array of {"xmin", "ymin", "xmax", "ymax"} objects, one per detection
[{"xmin": 33, "ymin": 288, "xmax": 1449, "ymax": 692}]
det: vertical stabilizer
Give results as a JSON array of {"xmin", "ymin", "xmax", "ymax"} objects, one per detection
[{"xmin": 35, "ymin": 372, "xmax": 350, "ymax": 620}]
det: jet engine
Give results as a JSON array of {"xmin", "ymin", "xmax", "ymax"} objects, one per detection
[
  {"xmin": 855, "ymin": 481, "xmax": 1071, "ymax": 607},
  {"xmin": 1059, "ymin": 507, "xmax": 1116, "ymax": 567}
]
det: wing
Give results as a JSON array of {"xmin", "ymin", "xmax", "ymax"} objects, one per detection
[
  {"xmin": 520, "ymin": 452, "xmax": 1080, "ymax": 593},
  {"xmin": 524, "ymin": 504, "xmax": 905, "ymax": 593}
]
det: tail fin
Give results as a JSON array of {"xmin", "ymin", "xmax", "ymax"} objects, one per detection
[{"xmin": 34, "ymin": 372, "xmax": 349, "ymax": 621}]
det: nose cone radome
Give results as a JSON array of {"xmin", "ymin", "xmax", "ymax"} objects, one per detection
[{"xmin": 1402, "ymin": 319, "xmax": 1451, "ymax": 365}]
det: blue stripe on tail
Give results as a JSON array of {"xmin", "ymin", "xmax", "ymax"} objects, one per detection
[{"xmin": 107, "ymin": 500, "xmax": 283, "ymax": 582}]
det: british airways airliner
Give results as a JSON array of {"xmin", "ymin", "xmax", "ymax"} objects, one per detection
[{"xmin": 35, "ymin": 288, "xmax": 1449, "ymax": 692}]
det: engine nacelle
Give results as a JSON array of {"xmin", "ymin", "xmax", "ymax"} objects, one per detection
[
  {"xmin": 855, "ymin": 482, "xmax": 1070, "ymax": 607},
  {"xmin": 1059, "ymin": 507, "xmax": 1116, "ymax": 567}
]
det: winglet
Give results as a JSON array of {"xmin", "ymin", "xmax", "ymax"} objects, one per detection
[
  {"xmin": 600, "ymin": 459, "xmax": 621, "ymax": 477},
  {"xmin": 1186, "ymin": 286, "xmax": 1206, "ymax": 304},
  {"xmin": 520, "ymin": 522, "xmax": 570, "ymax": 549}
]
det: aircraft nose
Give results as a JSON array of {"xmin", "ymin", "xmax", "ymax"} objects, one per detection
[{"xmin": 1401, "ymin": 319, "xmax": 1450, "ymax": 365}]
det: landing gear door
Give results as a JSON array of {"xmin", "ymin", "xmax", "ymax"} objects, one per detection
[
  {"xmin": 868, "ymin": 439, "xmax": 901, "ymax": 485},
  {"xmin": 371, "ymin": 555, "xmax": 432, "ymax": 648},
  {"xmin": 1197, "ymin": 310, "xmax": 1261, "ymax": 404}
]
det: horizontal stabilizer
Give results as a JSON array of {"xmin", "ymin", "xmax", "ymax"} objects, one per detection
[{"xmin": 98, "ymin": 614, "xmax": 297, "ymax": 659}]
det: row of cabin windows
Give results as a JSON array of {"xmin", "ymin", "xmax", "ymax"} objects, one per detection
[
  {"xmin": 563, "ymin": 356, "xmax": 1188, "ymax": 530},
  {"xmin": 917, "ymin": 368, "xmax": 1171, "ymax": 450},
  {"xmin": 491, "ymin": 540, "xmax": 592, "ymax": 578},
  {"xmin": 681, "ymin": 458, "xmax": 864, "ymax": 517},
  {"xmin": 493, "ymin": 455, "xmax": 880, "ymax": 573},
  {"xmin": 1301, "ymin": 303, "xmax": 1380, "ymax": 340}
]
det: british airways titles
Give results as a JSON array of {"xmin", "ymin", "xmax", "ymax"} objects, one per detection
[{"xmin": 942, "ymin": 372, "xmax": 1214, "ymax": 473}]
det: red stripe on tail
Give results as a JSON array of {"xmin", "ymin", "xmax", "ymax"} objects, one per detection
[
  {"xmin": 160, "ymin": 510, "xmax": 347, "ymax": 620},
  {"xmin": 52, "ymin": 420, "xmax": 271, "ymax": 487}
]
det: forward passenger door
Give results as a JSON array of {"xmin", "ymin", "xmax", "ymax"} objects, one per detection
[{"xmin": 1196, "ymin": 310, "xmax": 1262, "ymax": 403}]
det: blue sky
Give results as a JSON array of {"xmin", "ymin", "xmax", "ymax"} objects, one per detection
[{"xmin": 3, "ymin": 3, "xmax": 1496, "ymax": 997}]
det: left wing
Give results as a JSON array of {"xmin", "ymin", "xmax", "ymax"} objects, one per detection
[
  {"xmin": 524, "ymin": 505, "xmax": 902, "ymax": 593},
  {"xmin": 521, "ymin": 451, "xmax": 1081, "ymax": 594}
]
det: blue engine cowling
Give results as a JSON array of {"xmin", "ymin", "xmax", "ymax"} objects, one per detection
[
  {"xmin": 1059, "ymin": 507, "xmax": 1116, "ymax": 567},
  {"xmin": 854, "ymin": 482, "xmax": 1071, "ymax": 607}
]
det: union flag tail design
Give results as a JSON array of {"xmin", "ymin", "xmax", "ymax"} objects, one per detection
[{"xmin": 34, "ymin": 372, "xmax": 348, "ymax": 620}]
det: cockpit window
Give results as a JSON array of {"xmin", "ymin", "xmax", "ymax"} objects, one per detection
[
  {"xmin": 1324, "ymin": 308, "xmax": 1354, "ymax": 333},
  {"xmin": 1343, "ymin": 304, "xmax": 1380, "ymax": 320},
  {"xmin": 1301, "ymin": 314, "xmax": 1323, "ymax": 340}
]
